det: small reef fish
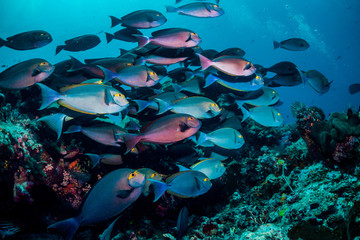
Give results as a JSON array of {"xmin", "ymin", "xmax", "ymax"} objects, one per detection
[
  {"xmin": 110, "ymin": 10, "xmax": 167, "ymax": 29},
  {"xmin": 136, "ymin": 28, "xmax": 201, "ymax": 49},
  {"xmin": 0, "ymin": 30, "xmax": 52, "ymax": 50},
  {"xmin": 273, "ymin": 38, "xmax": 310, "ymax": 51},
  {"xmin": 84, "ymin": 153, "xmax": 123, "ymax": 167},
  {"xmin": 120, "ymin": 113, "xmax": 201, "ymax": 153},
  {"xmin": 0, "ymin": 59, "xmax": 54, "ymax": 89},
  {"xmin": 105, "ymin": 28, "xmax": 143, "ymax": 43},
  {"xmin": 305, "ymin": 70, "xmax": 332, "ymax": 94},
  {"xmin": 177, "ymin": 206, "xmax": 189, "ymax": 240},
  {"xmin": 177, "ymin": 158, "xmax": 226, "ymax": 180},
  {"xmin": 100, "ymin": 65, "xmax": 160, "ymax": 88},
  {"xmin": 56, "ymin": 34, "xmax": 101, "ymax": 55},
  {"xmin": 156, "ymin": 96, "xmax": 221, "ymax": 119},
  {"xmin": 241, "ymin": 106, "xmax": 284, "ymax": 127},
  {"xmin": 166, "ymin": 3, "xmax": 224, "ymax": 18},
  {"xmin": 48, "ymin": 168, "xmax": 145, "ymax": 240},
  {"xmin": 195, "ymin": 128, "xmax": 245, "ymax": 149},
  {"xmin": 235, "ymin": 87, "xmax": 280, "ymax": 107},
  {"xmin": 349, "ymin": 83, "xmax": 360, "ymax": 95},
  {"xmin": 197, "ymin": 54, "xmax": 256, "ymax": 76},
  {"xmin": 64, "ymin": 124, "xmax": 127, "ymax": 147},
  {"xmin": 37, "ymin": 83, "xmax": 129, "ymax": 115},
  {"xmin": 264, "ymin": 61, "xmax": 298, "ymax": 75},
  {"xmin": 149, "ymin": 170, "xmax": 212, "ymax": 201},
  {"xmin": 204, "ymin": 73, "xmax": 264, "ymax": 92}
]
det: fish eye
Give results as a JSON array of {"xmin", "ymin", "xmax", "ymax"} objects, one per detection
[
  {"xmin": 221, "ymin": 163, "xmax": 224, "ymax": 167},
  {"xmin": 188, "ymin": 116, "xmax": 194, "ymax": 121},
  {"xmin": 203, "ymin": 178, "xmax": 210, "ymax": 182},
  {"xmin": 256, "ymin": 76, "xmax": 261, "ymax": 80},
  {"xmin": 151, "ymin": 173, "xmax": 157, "ymax": 177},
  {"xmin": 39, "ymin": 62, "xmax": 47, "ymax": 66},
  {"xmin": 277, "ymin": 113, "xmax": 281, "ymax": 116},
  {"xmin": 114, "ymin": 93, "xmax": 124, "ymax": 97},
  {"xmin": 272, "ymin": 91, "xmax": 276, "ymax": 94},
  {"xmin": 238, "ymin": 135, "xmax": 243, "ymax": 138},
  {"xmin": 129, "ymin": 172, "xmax": 135, "ymax": 179}
]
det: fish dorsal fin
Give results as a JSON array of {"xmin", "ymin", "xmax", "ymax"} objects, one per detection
[
  {"xmin": 191, "ymin": 158, "xmax": 211, "ymax": 169},
  {"xmin": 116, "ymin": 189, "xmax": 133, "ymax": 199},
  {"xmin": 59, "ymin": 83, "xmax": 98, "ymax": 93},
  {"xmin": 194, "ymin": 176, "xmax": 201, "ymax": 190}
]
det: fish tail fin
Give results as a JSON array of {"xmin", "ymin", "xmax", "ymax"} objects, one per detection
[
  {"xmin": 48, "ymin": 217, "xmax": 80, "ymax": 240},
  {"xmin": 182, "ymin": 79, "xmax": 201, "ymax": 94},
  {"xmin": 84, "ymin": 153, "xmax": 101, "ymax": 168},
  {"xmin": 273, "ymin": 41, "xmax": 280, "ymax": 50},
  {"xmin": 97, "ymin": 65, "xmax": 117, "ymax": 83},
  {"xmin": 134, "ymin": 34, "xmax": 150, "ymax": 49},
  {"xmin": 63, "ymin": 125, "xmax": 82, "ymax": 134},
  {"xmin": 122, "ymin": 133, "xmax": 142, "ymax": 154},
  {"xmin": 37, "ymin": 83, "xmax": 61, "ymax": 110},
  {"xmin": 166, "ymin": 6, "xmax": 178, "ymax": 13},
  {"xmin": 67, "ymin": 56, "xmax": 85, "ymax": 72},
  {"xmin": 171, "ymin": 83, "xmax": 183, "ymax": 92},
  {"xmin": 196, "ymin": 53, "xmax": 212, "ymax": 70},
  {"xmin": 240, "ymin": 106, "xmax": 250, "ymax": 122},
  {"xmin": 0, "ymin": 38, "xmax": 6, "ymax": 48},
  {"xmin": 109, "ymin": 15, "xmax": 122, "ymax": 28},
  {"xmin": 106, "ymin": 112, "xmax": 123, "ymax": 124},
  {"xmin": 55, "ymin": 45, "xmax": 65, "ymax": 55},
  {"xmin": 155, "ymin": 98, "xmax": 172, "ymax": 115},
  {"xmin": 147, "ymin": 179, "xmax": 170, "ymax": 202},
  {"xmin": 235, "ymin": 100, "xmax": 245, "ymax": 109},
  {"xmin": 105, "ymin": 32, "xmax": 114, "ymax": 43},
  {"xmin": 132, "ymin": 100, "xmax": 151, "ymax": 113},
  {"xmin": 204, "ymin": 74, "xmax": 218, "ymax": 88},
  {"xmin": 196, "ymin": 132, "xmax": 209, "ymax": 146},
  {"xmin": 176, "ymin": 164, "xmax": 190, "ymax": 172},
  {"xmin": 37, "ymin": 113, "xmax": 68, "ymax": 140}
]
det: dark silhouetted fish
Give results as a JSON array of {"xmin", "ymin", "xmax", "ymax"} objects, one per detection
[
  {"xmin": 56, "ymin": 34, "xmax": 101, "ymax": 55},
  {"xmin": 0, "ymin": 30, "xmax": 52, "ymax": 50},
  {"xmin": 215, "ymin": 47, "xmax": 246, "ymax": 58},
  {"xmin": 177, "ymin": 207, "xmax": 189, "ymax": 240},
  {"xmin": 166, "ymin": 2, "xmax": 224, "ymax": 18},
  {"xmin": 0, "ymin": 58, "xmax": 54, "ymax": 89},
  {"xmin": 110, "ymin": 10, "xmax": 167, "ymax": 29},
  {"xmin": 349, "ymin": 83, "xmax": 360, "ymax": 94},
  {"xmin": 305, "ymin": 70, "xmax": 332, "ymax": 94},
  {"xmin": 265, "ymin": 72, "xmax": 303, "ymax": 87},
  {"xmin": 273, "ymin": 38, "xmax": 309, "ymax": 51},
  {"xmin": 105, "ymin": 28, "xmax": 143, "ymax": 43},
  {"xmin": 265, "ymin": 61, "xmax": 298, "ymax": 75}
]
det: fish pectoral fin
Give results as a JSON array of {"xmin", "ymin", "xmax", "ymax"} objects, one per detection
[
  {"xmin": 195, "ymin": 177, "xmax": 201, "ymax": 191},
  {"xmin": 204, "ymin": 3, "xmax": 212, "ymax": 12},
  {"xmin": 185, "ymin": 33, "xmax": 192, "ymax": 42},
  {"xmin": 32, "ymin": 68, "xmax": 42, "ymax": 77},
  {"xmin": 243, "ymin": 63, "xmax": 252, "ymax": 71},
  {"xmin": 105, "ymin": 88, "xmax": 114, "ymax": 105},
  {"xmin": 179, "ymin": 122, "xmax": 191, "ymax": 132},
  {"xmin": 116, "ymin": 189, "xmax": 134, "ymax": 199}
]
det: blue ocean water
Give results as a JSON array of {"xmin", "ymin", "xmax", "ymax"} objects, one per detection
[{"xmin": 0, "ymin": 0, "xmax": 359, "ymax": 121}]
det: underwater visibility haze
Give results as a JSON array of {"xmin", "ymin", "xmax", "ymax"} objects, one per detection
[{"xmin": 0, "ymin": 0, "xmax": 360, "ymax": 239}]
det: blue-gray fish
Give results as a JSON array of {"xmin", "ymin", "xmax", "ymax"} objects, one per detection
[
  {"xmin": 149, "ymin": 170, "xmax": 212, "ymax": 201},
  {"xmin": 56, "ymin": 34, "xmax": 101, "ymax": 55},
  {"xmin": 110, "ymin": 10, "xmax": 167, "ymax": 29},
  {"xmin": 0, "ymin": 59, "xmax": 54, "ymax": 89},
  {"xmin": 166, "ymin": 3, "xmax": 224, "ymax": 18},
  {"xmin": 305, "ymin": 70, "xmax": 332, "ymax": 94},
  {"xmin": 177, "ymin": 206, "xmax": 189, "ymax": 240},
  {"xmin": 84, "ymin": 153, "xmax": 123, "ymax": 167},
  {"xmin": 241, "ymin": 106, "xmax": 283, "ymax": 127},
  {"xmin": 178, "ymin": 158, "xmax": 226, "ymax": 180},
  {"xmin": 236, "ymin": 87, "xmax": 280, "ymax": 107},
  {"xmin": 64, "ymin": 124, "xmax": 127, "ymax": 147},
  {"xmin": 156, "ymin": 96, "xmax": 221, "ymax": 119},
  {"xmin": 137, "ymin": 168, "xmax": 163, "ymax": 197},
  {"xmin": 195, "ymin": 128, "xmax": 245, "ymax": 149},
  {"xmin": 0, "ymin": 30, "xmax": 52, "ymax": 50},
  {"xmin": 37, "ymin": 83, "xmax": 128, "ymax": 115},
  {"xmin": 48, "ymin": 168, "xmax": 145, "ymax": 240},
  {"xmin": 273, "ymin": 38, "xmax": 310, "ymax": 51}
]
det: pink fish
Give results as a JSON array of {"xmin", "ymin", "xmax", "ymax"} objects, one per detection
[{"xmin": 120, "ymin": 113, "xmax": 201, "ymax": 153}]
